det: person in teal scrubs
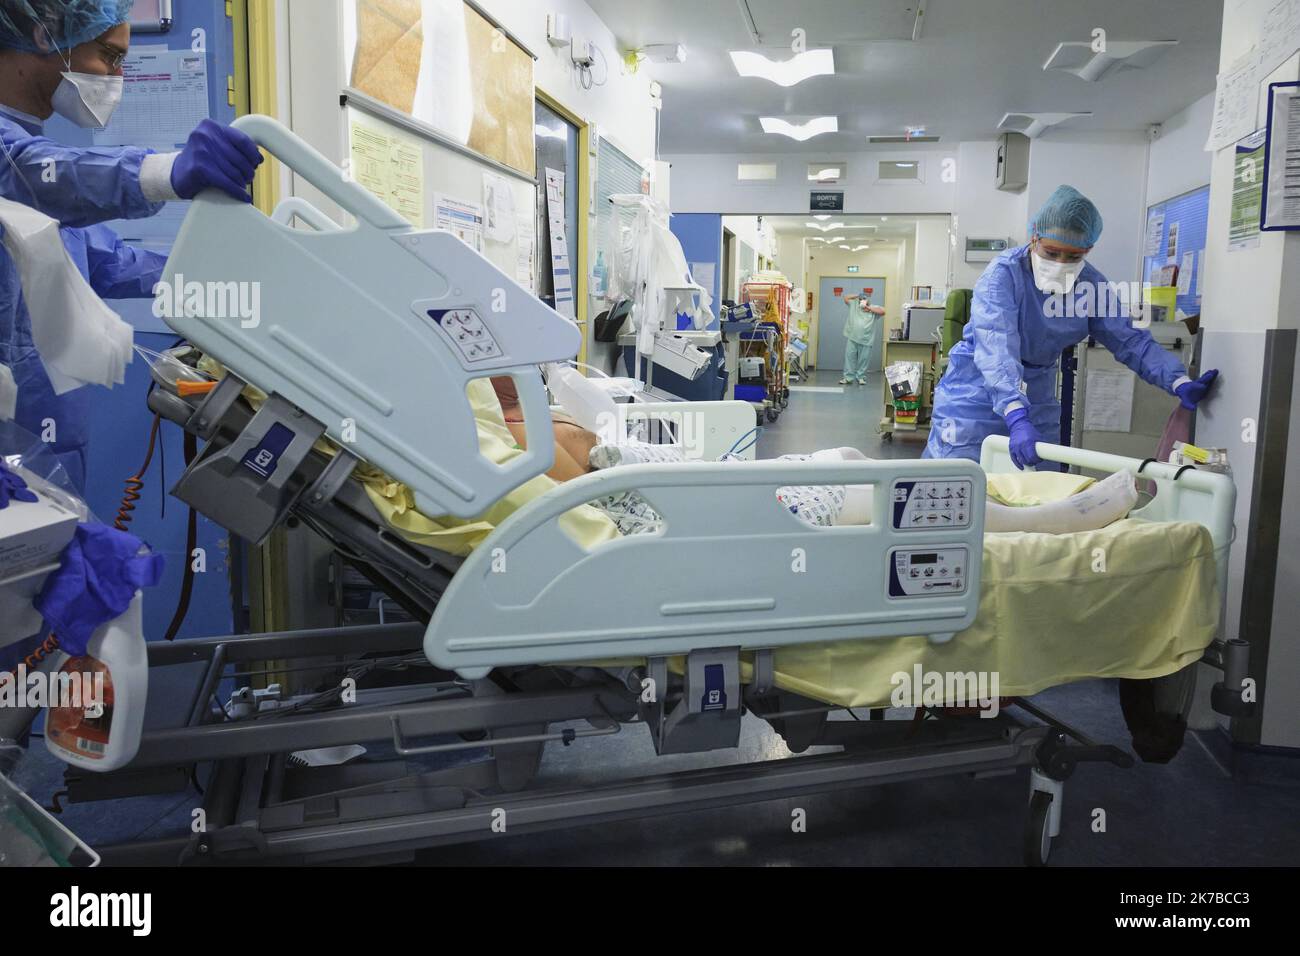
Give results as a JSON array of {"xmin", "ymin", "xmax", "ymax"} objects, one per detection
[{"xmin": 839, "ymin": 292, "xmax": 884, "ymax": 385}]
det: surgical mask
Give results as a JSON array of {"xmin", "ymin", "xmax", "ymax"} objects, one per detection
[
  {"xmin": 50, "ymin": 71, "xmax": 123, "ymax": 128},
  {"xmin": 39, "ymin": 21, "xmax": 125, "ymax": 129},
  {"xmin": 1030, "ymin": 250, "xmax": 1084, "ymax": 295}
]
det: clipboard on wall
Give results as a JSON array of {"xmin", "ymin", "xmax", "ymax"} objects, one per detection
[{"xmin": 1260, "ymin": 81, "xmax": 1300, "ymax": 231}]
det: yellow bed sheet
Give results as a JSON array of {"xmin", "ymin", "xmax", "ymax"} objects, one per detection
[{"xmin": 741, "ymin": 516, "xmax": 1219, "ymax": 708}]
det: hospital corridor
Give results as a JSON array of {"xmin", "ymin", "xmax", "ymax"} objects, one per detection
[{"xmin": 0, "ymin": 0, "xmax": 1297, "ymax": 927}]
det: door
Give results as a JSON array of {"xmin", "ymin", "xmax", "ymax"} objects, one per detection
[{"xmin": 817, "ymin": 276, "xmax": 886, "ymax": 371}]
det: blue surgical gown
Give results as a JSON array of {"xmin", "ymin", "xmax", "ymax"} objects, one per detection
[
  {"xmin": 924, "ymin": 244, "xmax": 1186, "ymax": 461},
  {"xmin": 0, "ymin": 110, "xmax": 168, "ymax": 490}
]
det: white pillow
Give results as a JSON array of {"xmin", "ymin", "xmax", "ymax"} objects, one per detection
[{"xmin": 984, "ymin": 469, "xmax": 1138, "ymax": 534}]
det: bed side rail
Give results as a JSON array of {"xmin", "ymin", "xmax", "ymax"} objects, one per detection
[
  {"xmin": 160, "ymin": 114, "xmax": 578, "ymax": 520},
  {"xmin": 425, "ymin": 458, "xmax": 986, "ymax": 678},
  {"xmin": 980, "ymin": 436, "xmax": 1235, "ymax": 584}
]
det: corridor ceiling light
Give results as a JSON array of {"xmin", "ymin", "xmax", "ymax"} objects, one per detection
[
  {"xmin": 729, "ymin": 49, "xmax": 835, "ymax": 87},
  {"xmin": 850, "ymin": 245, "xmax": 870, "ymax": 251},
  {"xmin": 839, "ymin": 244, "xmax": 852, "ymax": 250},
  {"xmin": 808, "ymin": 162, "xmax": 846, "ymax": 183},
  {"xmin": 997, "ymin": 111, "xmax": 1091, "ymax": 138},
  {"xmin": 805, "ymin": 221, "xmax": 846, "ymax": 231},
  {"xmin": 759, "ymin": 116, "xmax": 838, "ymax": 141},
  {"xmin": 813, "ymin": 214, "xmax": 832, "ymax": 221},
  {"xmin": 1043, "ymin": 39, "xmax": 1177, "ymax": 82}
]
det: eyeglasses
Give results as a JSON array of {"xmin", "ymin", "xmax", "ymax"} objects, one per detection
[
  {"xmin": 1032, "ymin": 239, "xmax": 1086, "ymax": 264},
  {"xmin": 95, "ymin": 40, "xmax": 127, "ymax": 70}
]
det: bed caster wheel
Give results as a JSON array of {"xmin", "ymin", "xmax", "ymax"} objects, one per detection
[
  {"xmin": 1024, "ymin": 790, "xmax": 1054, "ymax": 867},
  {"xmin": 755, "ymin": 409, "xmax": 765, "ymax": 427},
  {"xmin": 766, "ymin": 406, "xmax": 780, "ymax": 423},
  {"xmin": 881, "ymin": 431, "xmax": 894, "ymax": 443}
]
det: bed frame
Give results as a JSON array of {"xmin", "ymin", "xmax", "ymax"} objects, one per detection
[{"xmin": 0, "ymin": 117, "xmax": 1252, "ymax": 867}]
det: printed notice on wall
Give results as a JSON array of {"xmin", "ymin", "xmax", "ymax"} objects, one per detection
[
  {"xmin": 1230, "ymin": 129, "xmax": 1267, "ymax": 250},
  {"xmin": 1178, "ymin": 252, "xmax": 1195, "ymax": 295},
  {"xmin": 93, "ymin": 48, "xmax": 208, "ymax": 150},
  {"xmin": 1143, "ymin": 210, "xmax": 1165, "ymax": 257},
  {"xmin": 1263, "ymin": 84, "xmax": 1300, "ymax": 230},
  {"xmin": 1261, "ymin": 0, "xmax": 1300, "ymax": 78},
  {"xmin": 482, "ymin": 172, "xmax": 517, "ymax": 243},
  {"xmin": 434, "ymin": 193, "xmax": 484, "ymax": 251},
  {"xmin": 516, "ymin": 212, "xmax": 536, "ymax": 291},
  {"xmin": 349, "ymin": 120, "xmax": 426, "ymax": 227},
  {"xmin": 1084, "ymin": 368, "xmax": 1136, "ymax": 433},
  {"xmin": 545, "ymin": 167, "xmax": 575, "ymax": 319},
  {"xmin": 1206, "ymin": 51, "xmax": 1263, "ymax": 152}
]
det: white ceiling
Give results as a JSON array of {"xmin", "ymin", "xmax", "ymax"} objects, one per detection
[
  {"xmin": 764, "ymin": 212, "xmax": 947, "ymax": 246},
  {"xmin": 587, "ymin": 0, "xmax": 1224, "ymax": 153}
]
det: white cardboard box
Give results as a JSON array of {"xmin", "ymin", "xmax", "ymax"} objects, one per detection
[{"xmin": 0, "ymin": 477, "xmax": 79, "ymax": 582}]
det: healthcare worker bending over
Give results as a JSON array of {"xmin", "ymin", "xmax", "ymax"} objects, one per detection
[
  {"xmin": 0, "ymin": 0, "xmax": 262, "ymax": 490},
  {"xmin": 924, "ymin": 185, "xmax": 1217, "ymax": 469},
  {"xmin": 839, "ymin": 291, "xmax": 884, "ymax": 386}
]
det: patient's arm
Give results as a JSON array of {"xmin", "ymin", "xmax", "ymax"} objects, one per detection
[{"xmin": 503, "ymin": 419, "xmax": 592, "ymax": 481}]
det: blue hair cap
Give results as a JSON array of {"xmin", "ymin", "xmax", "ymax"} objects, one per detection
[
  {"xmin": 1030, "ymin": 184, "xmax": 1102, "ymax": 248},
  {"xmin": 0, "ymin": 0, "xmax": 134, "ymax": 54}
]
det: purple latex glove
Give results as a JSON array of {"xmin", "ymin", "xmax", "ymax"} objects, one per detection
[
  {"xmin": 1005, "ymin": 407, "xmax": 1043, "ymax": 471},
  {"xmin": 33, "ymin": 524, "xmax": 164, "ymax": 656},
  {"xmin": 1175, "ymin": 369, "xmax": 1218, "ymax": 411},
  {"xmin": 171, "ymin": 119, "xmax": 264, "ymax": 202},
  {"xmin": 0, "ymin": 462, "xmax": 38, "ymax": 509}
]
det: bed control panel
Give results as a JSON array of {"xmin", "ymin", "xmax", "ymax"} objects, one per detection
[
  {"xmin": 887, "ymin": 547, "xmax": 970, "ymax": 598},
  {"xmin": 891, "ymin": 479, "xmax": 974, "ymax": 531},
  {"xmin": 428, "ymin": 308, "xmax": 503, "ymax": 365}
]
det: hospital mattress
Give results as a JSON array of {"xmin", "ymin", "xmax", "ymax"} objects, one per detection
[
  {"xmin": 193, "ymin": 359, "xmax": 1217, "ymax": 708},
  {"xmin": 737, "ymin": 516, "xmax": 1218, "ymax": 709}
]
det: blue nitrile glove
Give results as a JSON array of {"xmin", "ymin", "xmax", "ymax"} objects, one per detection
[
  {"xmin": 33, "ymin": 524, "xmax": 165, "ymax": 656},
  {"xmin": 1005, "ymin": 407, "xmax": 1043, "ymax": 471},
  {"xmin": 0, "ymin": 462, "xmax": 38, "ymax": 509},
  {"xmin": 171, "ymin": 119, "xmax": 264, "ymax": 202},
  {"xmin": 1175, "ymin": 369, "xmax": 1219, "ymax": 411}
]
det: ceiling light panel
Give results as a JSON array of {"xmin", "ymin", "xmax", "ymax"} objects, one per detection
[
  {"xmin": 760, "ymin": 116, "xmax": 839, "ymax": 141},
  {"xmin": 729, "ymin": 49, "xmax": 835, "ymax": 87}
]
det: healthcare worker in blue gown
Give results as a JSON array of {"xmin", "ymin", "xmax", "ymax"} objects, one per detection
[
  {"xmin": 924, "ymin": 185, "xmax": 1218, "ymax": 469},
  {"xmin": 0, "ymin": 0, "xmax": 263, "ymax": 490}
]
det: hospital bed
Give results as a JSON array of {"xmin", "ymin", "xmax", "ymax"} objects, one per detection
[{"xmin": 15, "ymin": 117, "xmax": 1252, "ymax": 867}]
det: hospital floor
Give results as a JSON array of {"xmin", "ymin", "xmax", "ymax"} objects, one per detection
[{"xmin": 10, "ymin": 370, "xmax": 1300, "ymax": 866}]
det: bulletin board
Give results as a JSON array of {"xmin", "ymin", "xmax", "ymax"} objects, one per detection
[
  {"xmin": 1141, "ymin": 184, "xmax": 1209, "ymax": 318},
  {"xmin": 344, "ymin": 0, "xmax": 536, "ymax": 176},
  {"xmin": 345, "ymin": 103, "xmax": 538, "ymax": 291}
]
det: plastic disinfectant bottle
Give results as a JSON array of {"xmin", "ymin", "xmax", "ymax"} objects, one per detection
[{"xmin": 45, "ymin": 594, "xmax": 147, "ymax": 772}]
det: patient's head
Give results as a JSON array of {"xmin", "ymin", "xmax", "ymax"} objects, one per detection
[{"xmin": 491, "ymin": 376, "xmax": 519, "ymax": 410}]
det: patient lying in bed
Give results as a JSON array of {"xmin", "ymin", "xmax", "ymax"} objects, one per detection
[{"xmin": 345, "ymin": 372, "xmax": 1220, "ymax": 720}]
